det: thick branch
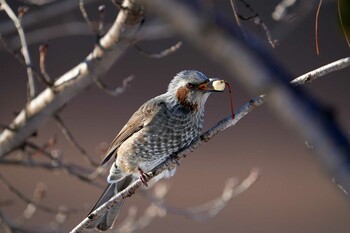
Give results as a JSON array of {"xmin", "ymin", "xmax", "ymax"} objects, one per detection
[{"xmin": 0, "ymin": 0, "xmax": 143, "ymax": 157}]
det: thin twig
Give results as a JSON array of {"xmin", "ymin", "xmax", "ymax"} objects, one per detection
[
  {"xmin": 291, "ymin": 57, "xmax": 350, "ymax": 85},
  {"xmin": 39, "ymin": 43, "xmax": 53, "ymax": 84},
  {"xmin": 0, "ymin": 0, "xmax": 36, "ymax": 100},
  {"xmin": 95, "ymin": 75, "xmax": 135, "ymax": 97},
  {"xmin": 229, "ymin": 0, "xmax": 247, "ymax": 38},
  {"xmin": 133, "ymin": 41, "xmax": 182, "ymax": 58},
  {"xmin": 315, "ymin": 0, "xmax": 323, "ymax": 55},
  {"xmin": 79, "ymin": 0, "xmax": 97, "ymax": 35},
  {"xmin": 98, "ymin": 5, "xmax": 106, "ymax": 38},
  {"xmin": 25, "ymin": 141, "xmax": 59, "ymax": 162},
  {"xmin": 237, "ymin": 0, "xmax": 277, "ymax": 48},
  {"xmin": 53, "ymin": 114, "xmax": 99, "ymax": 167},
  {"xmin": 0, "ymin": 35, "xmax": 52, "ymax": 87}
]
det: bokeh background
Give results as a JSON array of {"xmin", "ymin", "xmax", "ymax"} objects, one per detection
[{"xmin": 1, "ymin": 0, "xmax": 350, "ymax": 232}]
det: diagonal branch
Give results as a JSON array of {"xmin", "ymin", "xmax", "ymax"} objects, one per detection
[
  {"xmin": 291, "ymin": 57, "xmax": 350, "ymax": 85},
  {"xmin": 0, "ymin": 0, "xmax": 144, "ymax": 157},
  {"xmin": 70, "ymin": 58, "xmax": 350, "ymax": 232}
]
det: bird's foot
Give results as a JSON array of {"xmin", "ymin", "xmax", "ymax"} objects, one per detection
[
  {"xmin": 138, "ymin": 168, "xmax": 150, "ymax": 187},
  {"xmin": 169, "ymin": 153, "xmax": 180, "ymax": 167}
]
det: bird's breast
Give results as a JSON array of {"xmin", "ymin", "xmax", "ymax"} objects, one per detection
[{"xmin": 117, "ymin": 108, "xmax": 204, "ymax": 173}]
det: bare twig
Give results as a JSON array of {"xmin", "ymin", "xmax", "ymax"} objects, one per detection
[
  {"xmin": 95, "ymin": 75, "xmax": 135, "ymax": 97},
  {"xmin": 229, "ymin": 0, "xmax": 248, "ymax": 39},
  {"xmin": 0, "ymin": 35, "xmax": 52, "ymax": 87},
  {"xmin": 53, "ymin": 114, "xmax": 98, "ymax": 167},
  {"xmin": 237, "ymin": 0, "xmax": 277, "ymax": 48},
  {"xmin": 79, "ymin": 0, "xmax": 97, "ymax": 35},
  {"xmin": 0, "ymin": 0, "xmax": 36, "ymax": 100},
  {"xmin": 98, "ymin": 5, "xmax": 106, "ymax": 37},
  {"xmin": 291, "ymin": 57, "xmax": 350, "ymax": 85},
  {"xmin": 39, "ymin": 43, "xmax": 53, "ymax": 85},
  {"xmin": 133, "ymin": 41, "xmax": 182, "ymax": 58}
]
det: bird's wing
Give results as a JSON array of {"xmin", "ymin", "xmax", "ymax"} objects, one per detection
[{"xmin": 101, "ymin": 98, "xmax": 165, "ymax": 165}]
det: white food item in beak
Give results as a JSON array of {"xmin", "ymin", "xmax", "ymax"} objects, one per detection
[{"xmin": 212, "ymin": 80, "xmax": 225, "ymax": 91}]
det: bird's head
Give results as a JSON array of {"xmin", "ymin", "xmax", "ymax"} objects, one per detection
[{"xmin": 166, "ymin": 70, "xmax": 225, "ymax": 111}]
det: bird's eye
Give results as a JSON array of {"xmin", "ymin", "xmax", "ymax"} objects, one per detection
[{"xmin": 186, "ymin": 83, "xmax": 196, "ymax": 89}]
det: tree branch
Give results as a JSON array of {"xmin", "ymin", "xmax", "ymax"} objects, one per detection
[
  {"xmin": 0, "ymin": 0, "xmax": 144, "ymax": 157},
  {"xmin": 291, "ymin": 57, "xmax": 350, "ymax": 85}
]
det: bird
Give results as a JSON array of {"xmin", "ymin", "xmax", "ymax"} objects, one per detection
[{"xmin": 87, "ymin": 70, "xmax": 226, "ymax": 231}]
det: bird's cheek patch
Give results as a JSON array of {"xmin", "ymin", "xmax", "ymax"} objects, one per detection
[
  {"xmin": 176, "ymin": 86, "xmax": 189, "ymax": 103},
  {"xmin": 212, "ymin": 80, "xmax": 226, "ymax": 91}
]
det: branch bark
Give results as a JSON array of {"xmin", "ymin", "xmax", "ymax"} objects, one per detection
[{"xmin": 0, "ymin": 0, "xmax": 143, "ymax": 157}]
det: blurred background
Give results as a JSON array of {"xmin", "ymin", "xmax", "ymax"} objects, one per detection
[{"xmin": 0, "ymin": 0, "xmax": 350, "ymax": 232}]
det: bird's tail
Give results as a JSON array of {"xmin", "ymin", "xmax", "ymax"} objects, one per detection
[{"xmin": 86, "ymin": 175, "xmax": 133, "ymax": 231}]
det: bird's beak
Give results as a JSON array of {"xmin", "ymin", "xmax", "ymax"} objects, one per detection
[{"xmin": 198, "ymin": 79, "xmax": 226, "ymax": 92}]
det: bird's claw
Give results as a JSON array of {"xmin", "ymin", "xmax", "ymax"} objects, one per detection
[{"xmin": 138, "ymin": 168, "xmax": 150, "ymax": 187}]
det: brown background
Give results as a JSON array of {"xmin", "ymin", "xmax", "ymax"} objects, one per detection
[{"xmin": 1, "ymin": 0, "xmax": 350, "ymax": 232}]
